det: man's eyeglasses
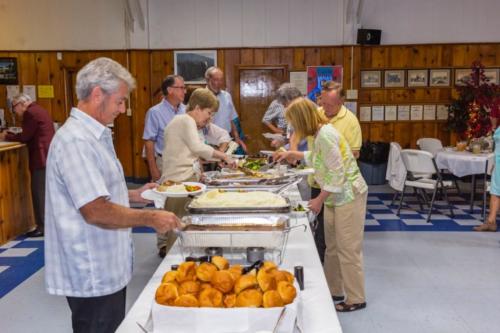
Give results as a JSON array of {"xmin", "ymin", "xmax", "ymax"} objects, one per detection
[
  {"xmin": 11, "ymin": 102, "xmax": 20, "ymax": 110},
  {"xmin": 171, "ymin": 86, "xmax": 187, "ymax": 90}
]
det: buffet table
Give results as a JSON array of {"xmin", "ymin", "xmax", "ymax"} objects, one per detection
[
  {"xmin": 0, "ymin": 141, "xmax": 35, "ymax": 245},
  {"xmin": 116, "ymin": 186, "xmax": 342, "ymax": 333}
]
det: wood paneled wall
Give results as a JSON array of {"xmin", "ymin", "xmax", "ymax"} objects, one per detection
[
  {"xmin": 358, "ymin": 43, "xmax": 500, "ymax": 148},
  {"xmin": 1, "ymin": 43, "xmax": 498, "ymax": 180}
]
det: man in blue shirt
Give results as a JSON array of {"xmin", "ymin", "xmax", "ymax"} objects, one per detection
[
  {"xmin": 143, "ymin": 75, "xmax": 186, "ymax": 181},
  {"xmin": 205, "ymin": 67, "xmax": 247, "ymax": 153}
]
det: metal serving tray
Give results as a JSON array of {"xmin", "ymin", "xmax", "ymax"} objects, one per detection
[{"xmin": 186, "ymin": 197, "xmax": 292, "ymax": 214}]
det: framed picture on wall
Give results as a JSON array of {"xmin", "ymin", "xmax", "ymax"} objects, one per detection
[
  {"xmin": 0, "ymin": 58, "xmax": 18, "ymax": 85},
  {"xmin": 307, "ymin": 66, "xmax": 343, "ymax": 103},
  {"xmin": 174, "ymin": 50, "xmax": 217, "ymax": 84},
  {"xmin": 429, "ymin": 69, "xmax": 451, "ymax": 87},
  {"xmin": 455, "ymin": 69, "xmax": 471, "ymax": 86},
  {"xmin": 384, "ymin": 70, "xmax": 405, "ymax": 88},
  {"xmin": 360, "ymin": 71, "xmax": 381, "ymax": 88},
  {"xmin": 407, "ymin": 69, "xmax": 428, "ymax": 87},
  {"xmin": 483, "ymin": 68, "xmax": 499, "ymax": 85}
]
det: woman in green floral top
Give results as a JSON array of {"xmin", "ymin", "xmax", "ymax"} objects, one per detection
[{"xmin": 274, "ymin": 97, "xmax": 368, "ymax": 312}]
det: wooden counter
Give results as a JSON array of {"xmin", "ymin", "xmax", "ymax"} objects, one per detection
[{"xmin": 0, "ymin": 142, "xmax": 35, "ymax": 245}]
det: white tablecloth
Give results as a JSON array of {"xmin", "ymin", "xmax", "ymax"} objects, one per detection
[
  {"xmin": 435, "ymin": 150, "xmax": 494, "ymax": 177},
  {"xmin": 116, "ymin": 187, "xmax": 342, "ymax": 333}
]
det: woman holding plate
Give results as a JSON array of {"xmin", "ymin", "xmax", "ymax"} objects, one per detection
[
  {"xmin": 274, "ymin": 97, "xmax": 368, "ymax": 312},
  {"xmin": 156, "ymin": 88, "xmax": 236, "ymax": 257}
]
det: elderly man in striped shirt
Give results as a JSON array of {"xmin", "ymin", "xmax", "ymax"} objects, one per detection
[{"xmin": 44, "ymin": 57, "xmax": 181, "ymax": 333}]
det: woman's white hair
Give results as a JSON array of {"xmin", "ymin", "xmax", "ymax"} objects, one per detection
[
  {"xmin": 76, "ymin": 57, "xmax": 136, "ymax": 100},
  {"xmin": 12, "ymin": 93, "xmax": 32, "ymax": 105}
]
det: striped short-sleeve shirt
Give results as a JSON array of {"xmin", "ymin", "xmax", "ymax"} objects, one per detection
[{"xmin": 44, "ymin": 108, "xmax": 133, "ymax": 297}]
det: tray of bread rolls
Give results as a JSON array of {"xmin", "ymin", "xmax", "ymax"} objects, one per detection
[
  {"xmin": 152, "ymin": 257, "xmax": 299, "ymax": 333},
  {"xmin": 186, "ymin": 189, "xmax": 291, "ymax": 214}
]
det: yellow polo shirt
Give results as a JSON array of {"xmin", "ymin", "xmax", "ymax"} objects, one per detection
[{"xmin": 307, "ymin": 105, "xmax": 362, "ymax": 188}]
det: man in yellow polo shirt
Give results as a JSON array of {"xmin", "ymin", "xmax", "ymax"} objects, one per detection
[{"xmin": 311, "ymin": 81, "xmax": 362, "ymax": 264}]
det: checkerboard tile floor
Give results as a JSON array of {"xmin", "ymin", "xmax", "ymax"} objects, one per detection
[{"xmin": 0, "ymin": 191, "xmax": 495, "ymax": 299}]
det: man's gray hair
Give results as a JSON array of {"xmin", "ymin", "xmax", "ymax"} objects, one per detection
[
  {"xmin": 204, "ymin": 66, "xmax": 222, "ymax": 80},
  {"xmin": 76, "ymin": 57, "xmax": 136, "ymax": 101},
  {"xmin": 12, "ymin": 93, "xmax": 32, "ymax": 105},
  {"xmin": 276, "ymin": 83, "xmax": 302, "ymax": 106}
]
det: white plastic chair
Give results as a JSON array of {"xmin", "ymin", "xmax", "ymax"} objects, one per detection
[
  {"xmin": 417, "ymin": 137, "xmax": 461, "ymax": 194},
  {"xmin": 386, "ymin": 142, "xmax": 406, "ymax": 205},
  {"xmin": 416, "ymin": 138, "xmax": 443, "ymax": 156},
  {"xmin": 397, "ymin": 149, "xmax": 455, "ymax": 222},
  {"xmin": 482, "ymin": 156, "xmax": 495, "ymax": 221}
]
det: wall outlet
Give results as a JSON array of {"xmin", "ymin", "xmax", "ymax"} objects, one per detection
[
  {"xmin": 346, "ymin": 89, "xmax": 358, "ymax": 100},
  {"xmin": 126, "ymin": 108, "xmax": 132, "ymax": 116}
]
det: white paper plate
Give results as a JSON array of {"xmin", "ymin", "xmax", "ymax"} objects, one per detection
[{"xmin": 153, "ymin": 182, "xmax": 206, "ymax": 198}]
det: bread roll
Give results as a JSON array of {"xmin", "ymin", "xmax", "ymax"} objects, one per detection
[
  {"xmin": 174, "ymin": 294, "xmax": 199, "ymax": 307},
  {"xmin": 277, "ymin": 281, "xmax": 296, "ymax": 305},
  {"xmin": 176, "ymin": 261, "xmax": 197, "ymax": 283},
  {"xmin": 211, "ymin": 256, "xmax": 229, "ymax": 270},
  {"xmin": 263, "ymin": 290, "xmax": 285, "ymax": 308},
  {"xmin": 179, "ymin": 280, "xmax": 200, "ymax": 296},
  {"xmin": 196, "ymin": 262, "xmax": 217, "ymax": 282},
  {"xmin": 198, "ymin": 287, "xmax": 223, "ymax": 307},
  {"xmin": 223, "ymin": 293, "xmax": 236, "ymax": 308},
  {"xmin": 200, "ymin": 282, "xmax": 212, "ymax": 292},
  {"xmin": 161, "ymin": 271, "xmax": 178, "ymax": 284},
  {"xmin": 234, "ymin": 274, "xmax": 258, "ymax": 294},
  {"xmin": 257, "ymin": 269, "xmax": 277, "ymax": 292},
  {"xmin": 261, "ymin": 261, "xmax": 278, "ymax": 273},
  {"xmin": 236, "ymin": 289, "xmax": 263, "ymax": 307},
  {"xmin": 211, "ymin": 270, "xmax": 234, "ymax": 294},
  {"xmin": 272, "ymin": 270, "xmax": 294, "ymax": 284},
  {"xmin": 155, "ymin": 283, "xmax": 179, "ymax": 306},
  {"xmin": 228, "ymin": 264, "xmax": 243, "ymax": 281}
]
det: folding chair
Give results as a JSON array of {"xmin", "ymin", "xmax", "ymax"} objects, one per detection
[{"xmin": 397, "ymin": 149, "xmax": 455, "ymax": 222}]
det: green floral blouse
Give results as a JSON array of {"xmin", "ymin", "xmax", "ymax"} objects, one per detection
[{"xmin": 304, "ymin": 124, "xmax": 367, "ymax": 207}]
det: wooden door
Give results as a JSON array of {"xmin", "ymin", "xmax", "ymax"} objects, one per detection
[{"xmin": 235, "ymin": 66, "xmax": 287, "ymax": 155}]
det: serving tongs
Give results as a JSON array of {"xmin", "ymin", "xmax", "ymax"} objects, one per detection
[{"xmin": 237, "ymin": 165, "xmax": 259, "ymax": 177}]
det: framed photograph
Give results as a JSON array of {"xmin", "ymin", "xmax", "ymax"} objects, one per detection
[
  {"xmin": 384, "ymin": 70, "xmax": 405, "ymax": 88},
  {"xmin": 0, "ymin": 58, "xmax": 18, "ymax": 85},
  {"xmin": 410, "ymin": 105, "xmax": 423, "ymax": 120},
  {"xmin": 360, "ymin": 71, "xmax": 382, "ymax": 88},
  {"xmin": 436, "ymin": 105, "xmax": 449, "ymax": 120},
  {"xmin": 385, "ymin": 105, "xmax": 397, "ymax": 121},
  {"xmin": 372, "ymin": 105, "xmax": 385, "ymax": 121},
  {"xmin": 423, "ymin": 105, "xmax": 436, "ymax": 120},
  {"xmin": 359, "ymin": 106, "xmax": 371, "ymax": 121},
  {"xmin": 407, "ymin": 69, "xmax": 428, "ymax": 87},
  {"xmin": 455, "ymin": 69, "xmax": 471, "ymax": 86},
  {"xmin": 397, "ymin": 105, "xmax": 410, "ymax": 121},
  {"xmin": 174, "ymin": 50, "xmax": 217, "ymax": 84},
  {"xmin": 429, "ymin": 69, "xmax": 451, "ymax": 87},
  {"xmin": 483, "ymin": 68, "xmax": 499, "ymax": 85}
]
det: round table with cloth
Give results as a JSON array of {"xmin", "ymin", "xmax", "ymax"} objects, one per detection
[{"xmin": 436, "ymin": 149, "xmax": 494, "ymax": 211}]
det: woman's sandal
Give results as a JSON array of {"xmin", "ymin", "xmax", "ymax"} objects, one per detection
[{"xmin": 335, "ymin": 302, "xmax": 367, "ymax": 312}]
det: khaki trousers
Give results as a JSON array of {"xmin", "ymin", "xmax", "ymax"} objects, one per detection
[
  {"xmin": 156, "ymin": 174, "xmax": 197, "ymax": 253},
  {"xmin": 323, "ymin": 190, "xmax": 367, "ymax": 304}
]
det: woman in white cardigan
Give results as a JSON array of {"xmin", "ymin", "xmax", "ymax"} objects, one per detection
[{"xmin": 157, "ymin": 88, "xmax": 235, "ymax": 257}]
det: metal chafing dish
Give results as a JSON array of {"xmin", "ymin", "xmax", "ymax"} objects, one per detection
[
  {"xmin": 177, "ymin": 214, "xmax": 306, "ymax": 264},
  {"xmin": 203, "ymin": 170, "xmax": 299, "ymax": 189},
  {"xmin": 186, "ymin": 196, "xmax": 292, "ymax": 214}
]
